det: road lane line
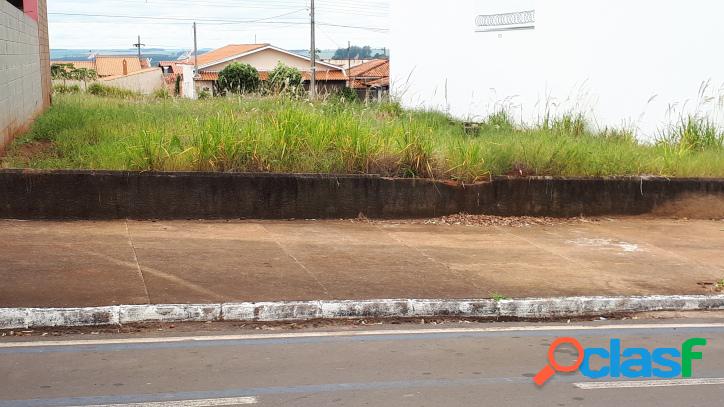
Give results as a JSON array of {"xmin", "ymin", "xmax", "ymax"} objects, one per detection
[
  {"xmin": 2, "ymin": 323, "xmax": 724, "ymax": 348},
  {"xmin": 63, "ymin": 397, "xmax": 258, "ymax": 407},
  {"xmin": 574, "ymin": 378, "xmax": 724, "ymax": 389}
]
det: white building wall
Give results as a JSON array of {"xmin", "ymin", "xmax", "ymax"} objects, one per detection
[
  {"xmin": 102, "ymin": 68, "xmax": 165, "ymax": 95},
  {"xmin": 391, "ymin": 0, "xmax": 724, "ymax": 139},
  {"xmin": 0, "ymin": 0, "xmax": 48, "ymax": 151},
  {"xmin": 181, "ymin": 64, "xmax": 196, "ymax": 99}
]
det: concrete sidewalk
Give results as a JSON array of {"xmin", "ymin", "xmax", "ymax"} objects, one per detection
[{"xmin": 0, "ymin": 218, "xmax": 722, "ymax": 308}]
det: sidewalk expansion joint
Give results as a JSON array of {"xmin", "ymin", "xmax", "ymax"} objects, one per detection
[{"xmin": 125, "ymin": 219, "xmax": 151, "ymax": 304}]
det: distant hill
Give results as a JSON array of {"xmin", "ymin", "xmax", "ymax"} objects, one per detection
[
  {"xmin": 51, "ymin": 48, "xmax": 213, "ymax": 64},
  {"xmin": 290, "ymin": 49, "xmax": 336, "ymax": 59},
  {"xmin": 52, "ymin": 47, "xmax": 387, "ymax": 65},
  {"xmin": 291, "ymin": 47, "xmax": 388, "ymax": 60}
]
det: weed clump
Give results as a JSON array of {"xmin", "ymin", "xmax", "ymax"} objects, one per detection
[{"xmin": 87, "ymin": 83, "xmax": 141, "ymax": 98}]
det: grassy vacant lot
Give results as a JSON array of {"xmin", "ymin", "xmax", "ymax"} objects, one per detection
[{"xmin": 3, "ymin": 93, "xmax": 723, "ymax": 180}]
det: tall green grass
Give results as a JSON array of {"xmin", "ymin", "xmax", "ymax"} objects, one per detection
[{"xmin": 3, "ymin": 94, "xmax": 723, "ymax": 180}]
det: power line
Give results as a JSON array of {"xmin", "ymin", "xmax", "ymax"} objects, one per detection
[
  {"xmin": 48, "ymin": 12, "xmax": 390, "ymax": 32},
  {"xmin": 54, "ymin": 0, "xmax": 390, "ymax": 18}
]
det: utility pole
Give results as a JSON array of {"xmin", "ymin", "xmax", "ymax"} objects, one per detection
[
  {"xmin": 347, "ymin": 41, "xmax": 351, "ymax": 88},
  {"xmin": 132, "ymin": 35, "xmax": 145, "ymax": 61},
  {"xmin": 310, "ymin": 0, "xmax": 316, "ymax": 99},
  {"xmin": 193, "ymin": 22, "xmax": 198, "ymax": 78}
]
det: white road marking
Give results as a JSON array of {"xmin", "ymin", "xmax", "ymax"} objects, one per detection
[
  {"xmin": 1, "ymin": 323, "xmax": 723, "ymax": 348},
  {"xmin": 64, "ymin": 396, "xmax": 258, "ymax": 407},
  {"xmin": 574, "ymin": 378, "xmax": 724, "ymax": 389}
]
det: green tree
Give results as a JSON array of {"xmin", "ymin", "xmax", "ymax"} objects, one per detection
[
  {"xmin": 267, "ymin": 62, "xmax": 302, "ymax": 94},
  {"xmin": 50, "ymin": 63, "xmax": 70, "ymax": 80},
  {"xmin": 217, "ymin": 62, "xmax": 260, "ymax": 94},
  {"xmin": 332, "ymin": 45, "xmax": 374, "ymax": 59},
  {"xmin": 73, "ymin": 68, "xmax": 98, "ymax": 87},
  {"xmin": 51, "ymin": 63, "xmax": 74, "ymax": 85},
  {"xmin": 51, "ymin": 63, "xmax": 98, "ymax": 87}
]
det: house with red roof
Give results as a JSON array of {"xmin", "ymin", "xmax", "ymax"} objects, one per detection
[
  {"xmin": 171, "ymin": 44, "xmax": 348, "ymax": 98},
  {"xmin": 51, "ymin": 56, "xmax": 150, "ymax": 78},
  {"xmin": 349, "ymin": 59, "xmax": 390, "ymax": 100}
]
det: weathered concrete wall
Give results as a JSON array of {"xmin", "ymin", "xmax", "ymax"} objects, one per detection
[
  {"xmin": 0, "ymin": 0, "xmax": 50, "ymax": 153},
  {"xmin": 52, "ymin": 69, "xmax": 165, "ymax": 95},
  {"xmin": 0, "ymin": 170, "xmax": 722, "ymax": 220},
  {"xmin": 101, "ymin": 68, "xmax": 164, "ymax": 95}
]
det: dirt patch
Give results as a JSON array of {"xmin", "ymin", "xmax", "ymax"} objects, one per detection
[
  {"xmin": 4, "ymin": 140, "xmax": 56, "ymax": 165},
  {"xmin": 652, "ymin": 193, "xmax": 724, "ymax": 220},
  {"xmin": 359, "ymin": 213, "xmax": 600, "ymax": 227}
]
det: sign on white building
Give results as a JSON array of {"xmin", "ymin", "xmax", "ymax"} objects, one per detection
[{"xmin": 391, "ymin": 0, "xmax": 724, "ymax": 139}]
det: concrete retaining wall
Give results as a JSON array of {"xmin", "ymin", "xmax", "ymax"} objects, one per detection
[
  {"xmin": 0, "ymin": 0, "xmax": 50, "ymax": 152},
  {"xmin": 0, "ymin": 170, "xmax": 722, "ymax": 219}
]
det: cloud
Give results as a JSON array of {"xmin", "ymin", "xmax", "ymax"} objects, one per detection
[{"xmin": 48, "ymin": 0, "xmax": 390, "ymax": 50}]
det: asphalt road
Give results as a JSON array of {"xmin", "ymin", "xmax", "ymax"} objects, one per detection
[{"xmin": 1, "ymin": 318, "xmax": 724, "ymax": 407}]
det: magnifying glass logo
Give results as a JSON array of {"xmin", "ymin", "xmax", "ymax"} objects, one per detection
[{"xmin": 533, "ymin": 337, "xmax": 584, "ymax": 386}]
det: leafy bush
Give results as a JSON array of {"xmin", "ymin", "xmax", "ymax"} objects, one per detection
[
  {"xmin": 52, "ymin": 84, "xmax": 81, "ymax": 94},
  {"xmin": 51, "ymin": 63, "xmax": 97, "ymax": 83},
  {"xmin": 483, "ymin": 110, "xmax": 514, "ymax": 132},
  {"xmin": 174, "ymin": 75, "xmax": 182, "ymax": 96},
  {"xmin": 50, "ymin": 63, "xmax": 74, "ymax": 80},
  {"xmin": 217, "ymin": 62, "xmax": 260, "ymax": 94},
  {"xmin": 87, "ymin": 83, "xmax": 141, "ymax": 98},
  {"xmin": 659, "ymin": 115, "xmax": 724, "ymax": 152},
  {"xmin": 153, "ymin": 87, "xmax": 171, "ymax": 99},
  {"xmin": 267, "ymin": 62, "xmax": 303, "ymax": 94},
  {"xmin": 335, "ymin": 87, "xmax": 358, "ymax": 102}
]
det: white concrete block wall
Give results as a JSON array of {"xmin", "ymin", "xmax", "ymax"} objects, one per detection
[{"xmin": 0, "ymin": 0, "xmax": 46, "ymax": 151}]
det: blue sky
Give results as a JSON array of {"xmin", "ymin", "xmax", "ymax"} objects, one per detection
[{"xmin": 48, "ymin": 0, "xmax": 390, "ymax": 50}]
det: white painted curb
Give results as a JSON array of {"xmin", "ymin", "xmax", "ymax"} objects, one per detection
[{"xmin": 2, "ymin": 295, "xmax": 724, "ymax": 329}]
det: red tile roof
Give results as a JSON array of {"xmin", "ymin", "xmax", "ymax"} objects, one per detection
[
  {"xmin": 52, "ymin": 56, "xmax": 146, "ymax": 77},
  {"xmin": 349, "ymin": 59, "xmax": 389, "ymax": 78},
  {"xmin": 94, "ymin": 56, "xmax": 143, "ymax": 76},
  {"xmin": 51, "ymin": 60, "xmax": 96, "ymax": 71},
  {"xmin": 366, "ymin": 77, "xmax": 389, "ymax": 87},
  {"xmin": 302, "ymin": 70, "xmax": 348, "ymax": 81},
  {"xmin": 192, "ymin": 44, "xmax": 269, "ymax": 67},
  {"xmin": 197, "ymin": 72, "xmax": 219, "ymax": 81}
]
